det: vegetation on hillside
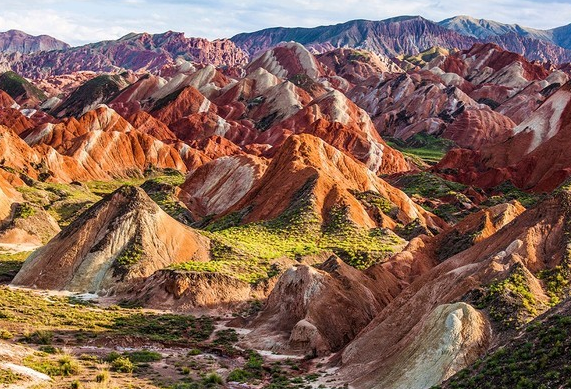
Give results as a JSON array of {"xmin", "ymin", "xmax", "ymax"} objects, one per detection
[{"xmin": 435, "ymin": 310, "xmax": 571, "ymax": 389}]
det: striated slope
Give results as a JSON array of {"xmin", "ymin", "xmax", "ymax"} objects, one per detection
[
  {"xmin": 180, "ymin": 154, "xmax": 268, "ymax": 218},
  {"xmin": 371, "ymin": 302, "xmax": 490, "ymax": 389},
  {"xmin": 11, "ymin": 186, "xmax": 211, "ymax": 294},
  {"xmin": 437, "ymin": 82, "xmax": 571, "ymax": 191},
  {"xmin": 0, "ymin": 175, "xmax": 20, "ymax": 224},
  {"xmin": 265, "ymin": 89, "xmax": 409, "ymax": 174},
  {"xmin": 247, "ymin": 42, "xmax": 328, "ymax": 80},
  {"xmin": 349, "ymin": 70, "xmax": 481, "ymax": 140},
  {"xmin": 383, "ymin": 200, "xmax": 526, "ymax": 288},
  {"xmin": 1, "ymin": 122, "xmax": 195, "ymax": 184},
  {"xmin": 439, "ymin": 296, "xmax": 571, "ymax": 388},
  {"xmin": 442, "ymin": 108, "xmax": 516, "ymax": 149},
  {"xmin": 317, "ymin": 48, "xmax": 401, "ymax": 83}
]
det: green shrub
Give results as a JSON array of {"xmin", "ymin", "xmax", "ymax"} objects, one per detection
[
  {"xmin": 0, "ymin": 368, "xmax": 21, "ymax": 384},
  {"xmin": 39, "ymin": 345, "xmax": 60, "ymax": 354},
  {"xmin": 95, "ymin": 370, "xmax": 110, "ymax": 383},
  {"xmin": 227, "ymin": 368, "xmax": 251, "ymax": 383},
  {"xmin": 104, "ymin": 351, "xmax": 121, "ymax": 362},
  {"xmin": 203, "ymin": 372, "xmax": 224, "ymax": 385},
  {"xmin": 115, "ymin": 242, "xmax": 144, "ymax": 267},
  {"xmin": 14, "ymin": 203, "xmax": 36, "ymax": 219},
  {"xmin": 0, "ymin": 329, "xmax": 13, "ymax": 339},
  {"xmin": 23, "ymin": 330, "xmax": 53, "ymax": 344},
  {"xmin": 58, "ymin": 355, "xmax": 81, "ymax": 376},
  {"xmin": 125, "ymin": 349, "xmax": 162, "ymax": 363},
  {"xmin": 111, "ymin": 357, "xmax": 134, "ymax": 373}
]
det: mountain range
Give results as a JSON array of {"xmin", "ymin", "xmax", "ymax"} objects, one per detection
[
  {"xmin": 1, "ymin": 11, "xmax": 571, "ymax": 389},
  {"xmin": 231, "ymin": 15, "xmax": 571, "ymax": 62},
  {"xmin": 0, "ymin": 14, "xmax": 570, "ymax": 81}
]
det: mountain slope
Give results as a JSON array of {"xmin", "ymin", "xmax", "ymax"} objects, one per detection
[
  {"xmin": 437, "ymin": 81, "xmax": 571, "ymax": 191},
  {"xmin": 441, "ymin": 16, "xmax": 571, "ymax": 51},
  {"xmin": 232, "ymin": 16, "xmax": 479, "ymax": 57},
  {"xmin": 337, "ymin": 189, "xmax": 571, "ymax": 388}
]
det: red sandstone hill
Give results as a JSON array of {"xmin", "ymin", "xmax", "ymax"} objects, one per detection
[
  {"xmin": 207, "ymin": 134, "xmax": 444, "ymax": 231},
  {"xmin": 333, "ymin": 190, "xmax": 571, "ymax": 389}
]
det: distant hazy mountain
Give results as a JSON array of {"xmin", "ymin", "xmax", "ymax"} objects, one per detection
[
  {"xmin": 0, "ymin": 29, "xmax": 69, "ymax": 54},
  {"xmin": 232, "ymin": 16, "xmax": 480, "ymax": 57},
  {"xmin": 231, "ymin": 16, "xmax": 571, "ymax": 63},
  {"xmin": 440, "ymin": 15, "xmax": 571, "ymax": 51},
  {"xmin": 438, "ymin": 15, "xmax": 551, "ymax": 40}
]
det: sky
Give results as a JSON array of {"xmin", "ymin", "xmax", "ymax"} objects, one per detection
[{"xmin": 1, "ymin": 0, "xmax": 570, "ymax": 46}]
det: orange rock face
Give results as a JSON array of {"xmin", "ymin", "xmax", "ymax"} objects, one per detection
[
  {"xmin": 265, "ymin": 89, "xmax": 410, "ymax": 174},
  {"xmin": 224, "ymin": 134, "xmax": 443, "ymax": 230},
  {"xmin": 127, "ymin": 111, "xmax": 177, "ymax": 141}
]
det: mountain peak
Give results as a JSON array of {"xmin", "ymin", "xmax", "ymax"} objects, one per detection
[{"xmin": 0, "ymin": 29, "xmax": 69, "ymax": 54}]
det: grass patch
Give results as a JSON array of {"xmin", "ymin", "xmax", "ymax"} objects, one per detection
[
  {"xmin": 387, "ymin": 134, "xmax": 454, "ymax": 165},
  {"xmin": 0, "ymin": 251, "xmax": 30, "ymax": 281},
  {"xmin": 0, "ymin": 368, "xmax": 22, "ymax": 384},
  {"xmin": 0, "ymin": 286, "xmax": 214, "ymax": 346},
  {"xmin": 185, "ymin": 177, "xmax": 405, "ymax": 282},
  {"xmin": 23, "ymin": 354, "xmax": 81, "ymax": 377},
  {"xmin": 474, "ymin": 264, "xmax": 543, "ymax": 329},
  {"xmin": 86, "ymin": 178, "xmax": 145, "ymax": 196},
  {"xmin": 393, "ymin": 172, "xmax": 466, "ymax": 198},
  {"xmin": 0, "ymin": 71, "xmax": 47, "ymax": 102},
  {"xmin": 115, "ymin": 241, "xmax": 144, "ymax": 268},
  {"xmin": 124, "ymin": 350, "xmax": 162, "ymax": 363},
  {"xmin": 484, "ymin": 181, "xmax": 543, "ymax": 209},
  {"xmin": 16, "ymin": 181, "xmax": 100, "ymax": 227}
]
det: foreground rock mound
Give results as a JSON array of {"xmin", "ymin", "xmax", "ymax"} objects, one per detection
[
  {"xmin": 126, "ymin": 269, "xmax": 272, "ymax": 313},
  {"xmin": 371, "ymin": 303, "xmax": 490, "ymax": 389},
  {"xmin": 242, "ymin": 256, "xmax": 400, "ymax": 356},
  {"xmin": 12, "ymin": 186, "xmax": 210, "ymax": 293}
]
